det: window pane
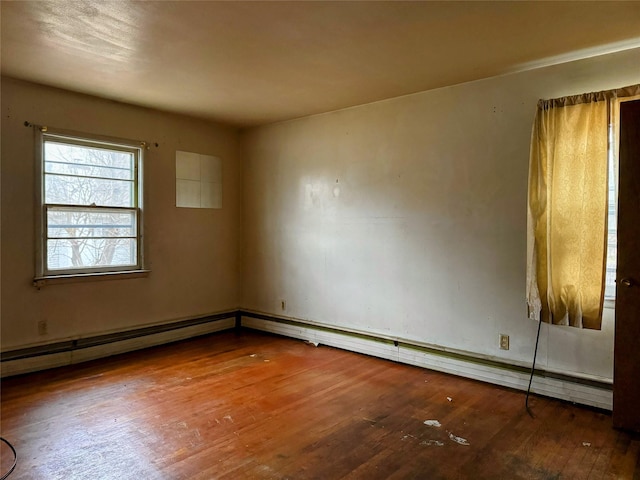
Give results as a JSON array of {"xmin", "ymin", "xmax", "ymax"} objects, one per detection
[
  {"xmin": 44, "ymin": 142, "xmax": 133, "ymax": 180},
  {"xmin": 604, "ymin": 124, "xmax": 618, "ymax": 300},
  {"xmin": 44, "ymin": 174, "xmax": 133, "ymax": 207},
  {"xmin": 47, "ymin": 238, "xmax": 137, "ymax": 270},
  {"xmin": 47, "ymin": 209, "xmax": 136, "ymax": 238},
  {"xmin": 39, "ymin": 131, "xmax": 143, "ymax": 276}
]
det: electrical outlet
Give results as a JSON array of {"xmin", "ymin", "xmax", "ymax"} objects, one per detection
[
  {"xmin": 38, "ymin": 319, "xmax": 48, "ymax": 336},
  {"xmin": 499, "ymin": 334, "xmax": 509, "ymax": 350},
  {"xmin": 281, "ymin": 300, "xmax": 286, "ymax": 311}
]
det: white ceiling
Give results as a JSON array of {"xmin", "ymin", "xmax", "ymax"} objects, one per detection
[{"xmin": 2, "ymin": 1, "xmax": 640, "ymax": 128}]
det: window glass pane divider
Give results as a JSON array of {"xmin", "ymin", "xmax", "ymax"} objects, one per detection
[
  {"xmin": 45, "ymin": 204, "xmax": 137, "ymax": 212},
  {"xmin": 44, "ymin": 171, "xmax": 135, "ymax": 183},
  {"xmin": 45, "ymin": 159, "xmax": 133, "ymax": 173},
  {"xmin": 48, "ymin": 236, "xmax": 138, "ymax": 241}
]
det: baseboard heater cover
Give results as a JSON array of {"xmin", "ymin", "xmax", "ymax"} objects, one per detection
[
  {"xmin": 239, "ymin": 312, "xmax": 613, "ymax": 411},
  {"xmin": 1, "ymin": 312, "xmax": 237, "ymax": 377},
  {"xmin": 1, "ymin": 309, "xmax": 614, "ymax": 411}
]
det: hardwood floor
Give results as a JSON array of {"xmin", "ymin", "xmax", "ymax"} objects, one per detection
[{"xmin": 1, "ymin": 330, "xmax": 639, "ymax": 479}]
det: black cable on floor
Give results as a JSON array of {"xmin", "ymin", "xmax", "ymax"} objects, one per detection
[
  {"xmin": 525, "ymin": 317, "xmax": 543, "ymax": 417},
  {"xmin": 0, "ymin": 437, "xmax": 17, "ymax": 480}
]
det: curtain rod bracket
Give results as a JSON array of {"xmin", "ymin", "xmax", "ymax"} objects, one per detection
[{"xmin": 24, "ymin": 121, "xmax": 47, "ymax": 132}]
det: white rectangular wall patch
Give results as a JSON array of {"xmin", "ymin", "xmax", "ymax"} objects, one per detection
[{"xmin": 176, "ymin": 150, "xmax": 222, "ymax": 209}]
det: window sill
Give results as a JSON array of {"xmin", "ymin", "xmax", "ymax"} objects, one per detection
[{"xmin": 33, "ymin": 270, "xmax": 150, "ymax": 288}]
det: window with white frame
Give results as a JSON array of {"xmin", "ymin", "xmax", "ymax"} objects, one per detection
[{"xmin": 36, "ymin": 129, "xmax": 144, "ymax": 277}]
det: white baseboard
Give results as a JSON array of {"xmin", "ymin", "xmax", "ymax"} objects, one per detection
[
  {"xmin": 241, "ymin": 316, "xmax": 613, "ymax": 411},
  {"xmin": 1, "ymin": 317, "xmax": 235, "ymax": 378}
]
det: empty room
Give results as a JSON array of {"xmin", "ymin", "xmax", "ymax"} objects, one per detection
[{"xmin": 1, "ymin": 1, "xmax": 639, "ymax": 479}]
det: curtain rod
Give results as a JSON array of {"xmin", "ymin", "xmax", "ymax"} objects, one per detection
[
  {"xmin": 23, "ymin": 121, "xmax": 159, "ymax": 149},
  {"xmin": 539, "ymin": 84, "xmax": 640, "ymax": 109}
]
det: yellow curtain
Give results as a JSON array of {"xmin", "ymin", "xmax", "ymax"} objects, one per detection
[{"xmin": 526, "ymin": 95, "xmax": 608, "ymax": 330}]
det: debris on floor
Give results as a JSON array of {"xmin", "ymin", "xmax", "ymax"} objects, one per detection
[
  {"xmin": 421, "ymin": 440, "xmax": 444, "ymax": 446},
  {"xmin": 423, "ymin": 420, "xmax": 441, "ymax": 428},
  {"xmin": 447, "ymin": 432, "xmax": 470, "ymax": 446}
]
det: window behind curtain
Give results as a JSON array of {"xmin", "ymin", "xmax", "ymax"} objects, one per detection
[{"xmin": 605, "ymin": 123, "xmax": 618, "ymax": 301}]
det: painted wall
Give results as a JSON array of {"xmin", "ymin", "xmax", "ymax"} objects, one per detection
[
  {"xmin": 242, "ymin": 48, "xmax": 640, "ymax": 382},
  {"xmin": 1, "ymin": 78, "xmax": 242, "ymax": 350}
]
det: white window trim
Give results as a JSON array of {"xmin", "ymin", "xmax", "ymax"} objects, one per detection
[{"xmin": 34, "ymin": 127, "xmax": 148, "ymax": 285}]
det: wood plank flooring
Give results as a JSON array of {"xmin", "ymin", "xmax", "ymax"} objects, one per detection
[{"xmin": 1, "ymin": 330, "xmax": 639, "ymax": 479}]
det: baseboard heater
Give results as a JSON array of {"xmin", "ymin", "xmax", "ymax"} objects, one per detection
[
  {"xmin": 238, "ymin": 310, "xmax": 613, "ymax": 411},
  {"xmin": 1, "ymin": 309, "xmax": 613, "ymax": 410},
  {"xmin": 0, "ymin": 311, "xmax": 239, "ymax": 378}
]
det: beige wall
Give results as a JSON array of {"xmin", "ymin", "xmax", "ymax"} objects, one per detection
[
  {"xmin": 1, "ymin": 78, "xmax": 242, "ymax": 349},
  {"xmin": 3, "ymin": 47, "xmax": 639, "ymax": 383},
  {"xmin": 241, "ymin": 48, "xmax": 640, "ymax": 381}
]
